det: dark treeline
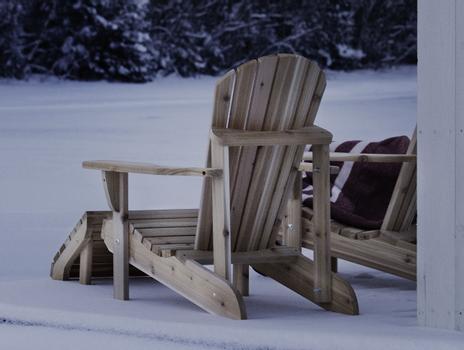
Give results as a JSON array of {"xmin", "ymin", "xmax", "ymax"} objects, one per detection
[{"xmin": 0, "ymin": 0, "xmax": 417, "ymax": 82}]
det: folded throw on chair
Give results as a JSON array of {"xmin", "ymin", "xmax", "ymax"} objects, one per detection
[{"xmin": 302, "ymin": 136, "xmax": 410, "ymax": 230}]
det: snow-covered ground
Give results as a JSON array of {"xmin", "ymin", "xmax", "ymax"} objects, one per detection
[{"xmin": 1, "ymin": 66, "xmax": 461, "ymax": 349}]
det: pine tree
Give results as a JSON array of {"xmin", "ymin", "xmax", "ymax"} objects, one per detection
[
  {"xmin": 351, "ymin": 0, "xmax": 417, "ymax": 67},
  {"xmin": 0, "ymin": 0, "xmax": 26, "ymax": 78},
  {"xmin": 147, "ymin": 0, "xmax": 227, "ymax": 77},
  {"xmin": 21, "ymin": 0, "xmax": 60, "ymax": 75},
  {"xmin": 0, "ymin": 0, "xmax": 417, "ymax": 80},
  {"xmin": 146, "ymin": 0, "xmax": 371, "ymax": 75},
  {"xmin": 25, "ymin": 0, "xmax": 154, "ymax": 82}
]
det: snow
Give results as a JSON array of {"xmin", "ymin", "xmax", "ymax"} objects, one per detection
[{"xmin": 1, "ymin": 66, "xmax": 461, "ymax": 349}]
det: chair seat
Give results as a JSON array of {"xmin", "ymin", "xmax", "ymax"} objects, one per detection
[
  {"xmin": 300, "ymin": 207, "xmax": 416, "ymax": 280},
  {"xmin": 302, "ymin": 207, "xmax": 366, "ymax": 238},
  {"xmin": 128, "ymin": 209, "xmax": 198, "ymax": 257}
]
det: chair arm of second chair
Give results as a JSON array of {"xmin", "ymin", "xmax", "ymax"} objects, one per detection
[
  {"xmin": 303, "ymin": 152, "xmax": 416, "ymax": 163},
  {"xmin": 210, "ymin": 125, "xmax": 333, "ymax": 146}
]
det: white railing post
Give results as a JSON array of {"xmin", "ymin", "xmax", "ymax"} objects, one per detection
[{"xmin": 418, "ymin": 0, "xmax": 464, "ymax": 331}]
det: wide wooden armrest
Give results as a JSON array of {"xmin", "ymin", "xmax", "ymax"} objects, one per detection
[
  {"xmin": 302, "ymin": 152, "xmax": 416, "ymax": 163},
  {"xmin": 82, "ymin": 160, "xmax": 222, "ymax": 177},
  {"xmin": 210, "ymin": 126, "xmax": 332, "ymax": 146}
]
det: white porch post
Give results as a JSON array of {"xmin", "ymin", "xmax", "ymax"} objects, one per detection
[{"xmin": 418, "ymin": 0, "xmax": 464, "ymax": 331}]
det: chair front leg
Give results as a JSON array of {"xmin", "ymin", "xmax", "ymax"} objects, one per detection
[
  {"xmin": 102, "ymin": 171, "xmax": 129, "ymax": 300},
  {"xmin": 284, "ymin": 171, "xmax": 303, "ymax": 250},
  {"xmin": 311, "ymin": 144, "xmax": 332, "ymax": 303},
  {"xmin": 211, "ymin": 139, "xmax": 232, "ymax": 282}
]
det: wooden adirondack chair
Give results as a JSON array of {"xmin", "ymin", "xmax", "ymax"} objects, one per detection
[
  {"xmin": 283, "ymin": 128, "xmax": 417, "ymax": 281},
  {"xmin": 50, "ymin": 54, "xmax": 359, "ymax": 319}
]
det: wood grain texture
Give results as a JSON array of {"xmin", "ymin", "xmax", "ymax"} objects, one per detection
[
  {"xmin": 228, "ymin": 59, "xmax": 258, "ymax": 201},
  {"xmin": 298, "ymin": 162, "xmax": 340, "ymax": 174},
  {"xmin": 51, "ymin": 211, "xmax": 112, "ymax": 281},
  {"xmin": 301, "ymin": 207, "xmax": 416, "ymax": 280},
  {"xmin": 233, "ymin": 264, "xmax": 249, "ymax": 296},
  {"xmin": 79, "ymin": 239, "xmax": 93, "ymax": 285},
  {"xmin": 211, "ymin": 126, "xmax": 332, "ymax": 146},
  {"xmin": 253, "ymin": 254, "xmax": 359, "ymax": 315},
  {"xmin": 303, "ymin": 152, "xmax": 416, "ymax": 163},
  {"xmin": 298, "ymin": 127, "xmax": 418, "ymax": 283},
  {"xmin": 113, "ymin": 172, "xmax": 129, "ymax": 300},
  {"xmin": 382, "ymin": 128, "xmax": 417, "ymax": 231},
  {"xmin": 238, "ymin": 55, "xmax": 309, "ymax": 252},
  {"xmin": 84, "ymin": 161, "xmax": 222, "ymax": 177},
  {"xmin": 177, "ymin": 246, "xmax": 300, "ymax": 265},
  {"xmin": 283, "ymin": 173, "xmax": 303, "ymax": 249},
  {"xmin": 230, "ymin": 55, "xmax": 279, "ymax": 251},
  {"xmin": 311, "ymin": 144, "xmax": 332, "ymax": 302},
  {"xmin": 102, "ymin": 219, "xmax": 246, "ymax": 320},
  {"xmin": 59, "ymin": 55, "xmax": 358, "ymax": 318},
  {"xmin": 211, "ymin": 138, "xmax": 232, "ymax": 281},
  {"xmin": 259, "ymin": 62, "xmax": 327, "ymax": 250},
  {"xmin": 50, "ymin": 213, "xmax": 91, "ymax": 280},
  {"xmin": 195, "ymin": 69, "xmax": 236, "ymax": 250},
  {"xmin": 303, "ymin": 226, "xmax": 416, "ymax": 281},
  {"xmin": 102, "ymin": 171, "xmax": 120, "ymax": 211}
]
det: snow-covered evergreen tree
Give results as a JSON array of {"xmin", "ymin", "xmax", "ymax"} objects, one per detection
[
  {"xmin": 146, "ymin": 0, "xmax": 412, "ymax": 76},
  {"xmin": 147, "ymin": 0, "xmax": 229, "ymax": 76},
  {"xmin": 351, "ymin": 0, "xmax": 417, "ymax": 67},
  {"xmin": 0, "ymin": 0, "xmax": 26, "ymax": 78},
  {"xmin": 0, "ymin": 0, "xmax": 417, "ymax": 80},
  {"xmin": 25, "ymin": 0, "xmax": 154, "ymax": 82},
  {"xmin": 250, "ymin": 0, "xmax": 358, "ymax": 69},
  {"xmin": 21, "ymin": 1, "xmax": 59, "ymax": 75}
]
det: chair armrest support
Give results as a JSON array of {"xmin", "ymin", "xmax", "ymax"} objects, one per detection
[
  {"xmin": 85, "ymin": 158, "xmax": 221, "ymax": 298},
  {"xmin": 210, "ymin": 126, "xmax": 332, "ymax": 147},
  {"xmin": 302, "ymin": 152, "xmax": 416, "ymax": 163},
  {"xmin": 83, "ymin": 160, "xmax": 222, "ymax": 177}
]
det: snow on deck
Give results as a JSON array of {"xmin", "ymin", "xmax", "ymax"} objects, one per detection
[{"xmin": 1, "ymin": 66, "xmax": 460, "ymax": 349}]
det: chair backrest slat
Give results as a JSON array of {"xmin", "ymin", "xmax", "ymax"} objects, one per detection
[
  {"xmin": 229, "ymin": 55, "xmax": 279, "ymax": 251},
  {"xmin": 236, "ymin": 55, "xmax": 311, "ymax": 251},
  {"xmin": 381, "ymin": 127, "xmax": 417, "ymax": 232},
  {"xmin": 195, "ymin": 71, "xmax": 236, "ymax": 250},
  {"xmin": 228, "ymin": 60, "xmax": 258, "ymax": 190},
  {"xmin": 260, "ymin": 67, "xmax": 326, "ymax": 249},
  {"xmin": 195, "ymin": 54, "xmax": 326, "ymax": 252}
]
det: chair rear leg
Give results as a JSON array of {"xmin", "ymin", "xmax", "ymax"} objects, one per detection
[
  {"xmin": 331, "ymin": 256, "xmax": 338, "ymax": 273},
  {"xmin": 252, "ymin": 254, "xmax": 358, "ymax": 315},
  {"xmin": 233, "ymin": 264, "xmax": 249, "ymax": 296},
  {"xmin": 79, "ymin": 239, "xmax": 93, "ymax": 285}
]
